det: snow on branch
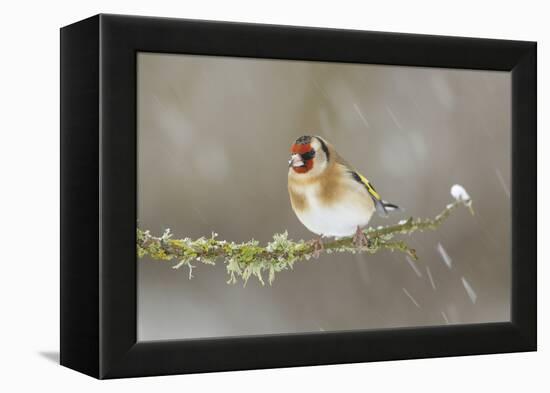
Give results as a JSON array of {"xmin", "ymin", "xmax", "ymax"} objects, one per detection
[{"xmin": 137, "ymin": 185, "xmax": 474, "ymax": 285}]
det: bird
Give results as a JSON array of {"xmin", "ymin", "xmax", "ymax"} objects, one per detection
[{"xmin": 287, "ymin": 135, "xmax": 400, "ymax": 256}]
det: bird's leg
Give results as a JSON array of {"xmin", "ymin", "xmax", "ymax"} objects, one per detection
[
  {"xmin": 353, "ymin": 226, "xmax": 370, "ymax": 249},
  {"xmin": 308, "ymin": 235, "xmax": 324, "ymax": 259}
]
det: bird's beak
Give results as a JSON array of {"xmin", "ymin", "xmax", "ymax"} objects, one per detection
[{"xmin": 288, "ymin": 153, "xmax": 304, "ymax": 168}]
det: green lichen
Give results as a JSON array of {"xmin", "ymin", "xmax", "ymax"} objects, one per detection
[{"xmin": 136, "ymin": 189, "xmax": 474, "ymax": 285}]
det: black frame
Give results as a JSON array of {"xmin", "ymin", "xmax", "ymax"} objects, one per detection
[{"xmin": 60, "ymin": 14, "xmax": 536, "ymax": 379}]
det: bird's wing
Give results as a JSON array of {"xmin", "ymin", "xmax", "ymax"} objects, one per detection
[
  {"xmin": 333, "ymin": 151, "xmax": 399, "ymax": 217},
  {"xmin": 349, "ymin": 170, "xmax": 388, "ymax": 217}
]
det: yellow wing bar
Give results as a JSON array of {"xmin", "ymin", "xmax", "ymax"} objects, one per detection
[{"xmin": 356, "ymin": 172, "xmax": 381, "ymax": 200}]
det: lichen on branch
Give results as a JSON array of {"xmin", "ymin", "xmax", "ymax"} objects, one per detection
[{"xmin": 137, "ymin": 185, "xmax": 474, "ymax": 285}]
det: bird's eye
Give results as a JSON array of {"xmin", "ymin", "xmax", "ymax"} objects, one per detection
[{"xmin": 301, "ymin": 149, "xmax": 316, "ymax": 161}]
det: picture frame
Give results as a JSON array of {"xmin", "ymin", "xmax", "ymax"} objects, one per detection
[{"xmin": 60, "ymin": 14, "xmax": 536, "ymax": 379}]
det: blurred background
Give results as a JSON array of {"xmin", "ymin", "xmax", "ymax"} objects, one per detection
[{"xmin": 137, "ymin": 53, "xmax": 511, "ymax": 341}]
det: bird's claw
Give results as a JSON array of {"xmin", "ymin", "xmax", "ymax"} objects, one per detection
[
  {"xmin": 308, "ymin": 236, "xmax": 324, "ymax": 259},
  {"xmin": 353, "ymin": 227, "xmax": 370, "ymax": 249}
]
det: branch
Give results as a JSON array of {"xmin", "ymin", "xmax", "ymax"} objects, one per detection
[{"xmin": 137, "ymin": 185, "xmax": 474, "ymax": 285}]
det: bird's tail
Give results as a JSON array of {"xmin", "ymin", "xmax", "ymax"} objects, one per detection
[{"xmin": 375, "ymin": 200, "xmax": 402, "ymax": 217}]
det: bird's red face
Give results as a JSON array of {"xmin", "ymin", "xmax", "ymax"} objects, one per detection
[{"xmin": 289, "ymin": 142, "xmax": 316, "ymax": 174}]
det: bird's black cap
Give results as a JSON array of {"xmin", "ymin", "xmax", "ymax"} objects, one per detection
[{"xmin": 294, "ymin": 135, "xmax": 312, "ymax": 145}]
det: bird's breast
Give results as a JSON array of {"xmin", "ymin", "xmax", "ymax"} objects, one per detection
[{"xmin": 289, "ymin": 182, "xmax": 375, "ymax": 237}]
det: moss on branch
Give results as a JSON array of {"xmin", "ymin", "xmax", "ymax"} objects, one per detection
[{"xmin": 137, "ymin": 186, "xmax": 474, "ymax": 285}]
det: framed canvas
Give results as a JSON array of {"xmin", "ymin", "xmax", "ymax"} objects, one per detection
[{"xmin": 60, "ymin": 14, "xmax": 536, "ymax": 379}]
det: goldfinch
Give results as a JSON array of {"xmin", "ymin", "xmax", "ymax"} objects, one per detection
[{"xmin": 288, "ymin": 135, "xmax": 400, "ymax": 253}]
